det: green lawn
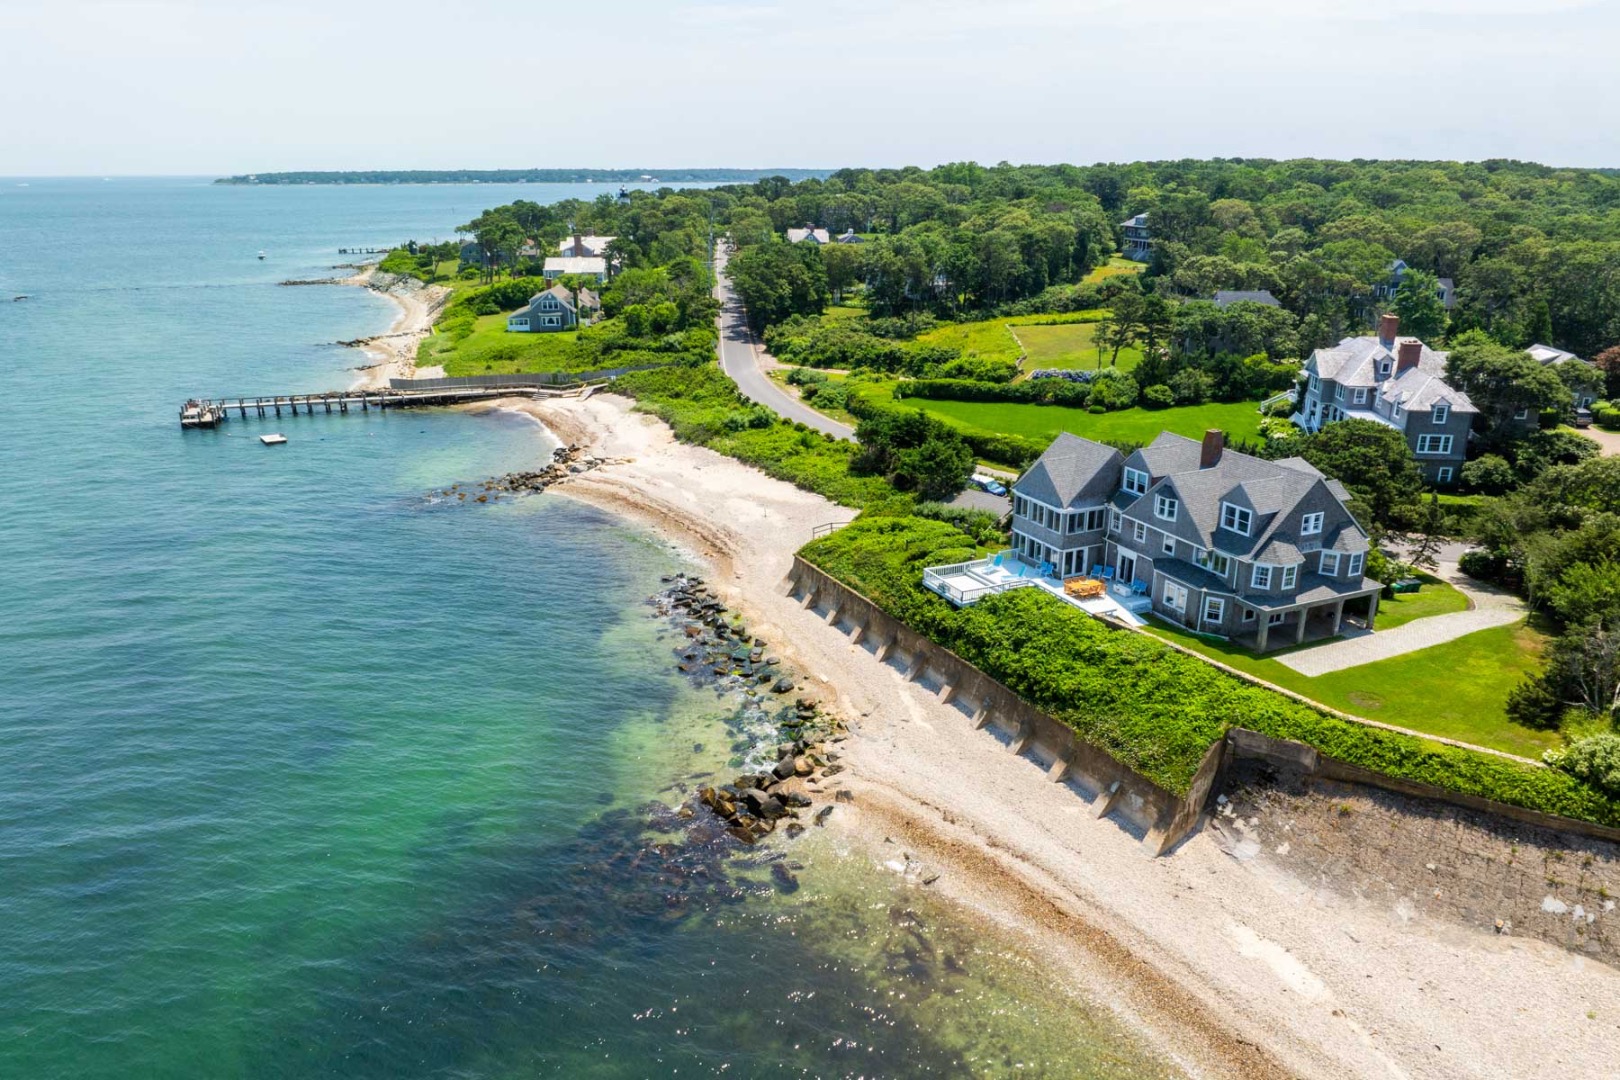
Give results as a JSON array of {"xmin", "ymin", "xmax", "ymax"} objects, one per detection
[
  {"xmin": 1374, "ymin": 575, "xmax": 1470, "ymax": 630},
  {"xmin": 851, "ymin": 384, "xmax": 1265, "ymax": 447},
  {"xmin": 1083, "ymin": 257, "xmax": 1146, "ymax": 284},
  {"xmin": 1142, "ymin": 619, "xmax": 1557, "ymax": 759},
  {"xmin": 1013, "ymin": 322, "xmax": 1143, "ymax": 373},
  {"xmin": 913, "ymin": 312, "xmax": 1111, "ymax": 368},
  {"xmin": 822, "ymin": 304, "xmax": 868, "ymax": 321},
  {"xmin": 418, "ymin": 311, "xmax": 584, "ymax": 376}
]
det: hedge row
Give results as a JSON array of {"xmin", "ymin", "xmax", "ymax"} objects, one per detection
[{"xmin": 799, "ymin": 515, "xmax": 1620, "ymax": 829}]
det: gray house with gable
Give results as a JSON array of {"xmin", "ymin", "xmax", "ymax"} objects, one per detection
[
  {"xmin": 1293, "ymin": 314, "xmax": 1477, "ymax": 485},
  {"xmin": 1010, "ymin": 430, "xmax": 1381, "ymax": 651}
]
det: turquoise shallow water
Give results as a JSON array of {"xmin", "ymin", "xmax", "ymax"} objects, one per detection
[{"xmin": 0, "ymin": 179, "xmax": 1178, "ymax": 1078}]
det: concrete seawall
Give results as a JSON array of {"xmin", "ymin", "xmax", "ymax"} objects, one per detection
[
  {"xmin": 789, "ymin": 556, "xmax": 1620, "ymax": 854},
  {"xmin": 787, "ymin": 557, "xmax": 1216, "ymax": 854}
]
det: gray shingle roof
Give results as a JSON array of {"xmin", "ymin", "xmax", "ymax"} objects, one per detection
[
  {"xmin": 1212, "ymin": 289, "xmax": 1281, "ymax": 309},
  {"xmin": 1376, "ymin": 367, "xmax": 1477, "ymax": 414},
  {"xmin": 1013, "ymin": 433, "xmax": 1124, "ymax": 507},
  {"xmin": 1119, "ymin": 434, "xmax": 1366, "ymax": 561},
  {"xmin": 1526, "ymin": 343, "xmax": 1583, "ymax": 366},
  {"xmin": 1306, "ymin": 335, "xmax": 1449, "ymax": 388}
]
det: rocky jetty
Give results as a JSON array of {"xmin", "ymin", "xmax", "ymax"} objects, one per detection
[
  {"xmin": 652, "ymin": 574, "xmax": 848, "ymax": 845},
  {"xmin": 426, "ymin": 444, "xmax": 609, "ymax": 504}
]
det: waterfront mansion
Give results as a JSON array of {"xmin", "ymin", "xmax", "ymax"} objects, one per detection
[
  {"xmin": 1009, "ymin": 430, "xmax": 1382, "ymax": 651},
  {"xmin": 1293, "ymin": 314, "xmax": 1477, "ymax": 484}
]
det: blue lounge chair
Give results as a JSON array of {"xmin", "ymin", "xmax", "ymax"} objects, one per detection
[
  {"xmin": 1100, "ymin": 566, "xmax": 1115, "ymax": 582},
  {"xmin": 1039, "ymin": 561, "xmax": 1055, "ymax": 579},
  {"xmin": 1130, "ymin": 579, "xmax": 1149, "ymax": 596},
  {"xmin": 1089, "ymin": 565, "xmax": 1106, "ymax": 578},
  {"xmin": 991, "ymin": 553, "xmax": 1004, "ymax": 569}
]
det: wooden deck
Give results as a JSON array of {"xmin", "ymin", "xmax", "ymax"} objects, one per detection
[{"xmin": 176, "ymin": 385, "xmax": 574, "ymax": 428}]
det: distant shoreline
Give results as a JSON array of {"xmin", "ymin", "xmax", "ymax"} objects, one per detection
[{"xmin": 215, "ymin": 168, "xmax": 830, "ymax": 186}]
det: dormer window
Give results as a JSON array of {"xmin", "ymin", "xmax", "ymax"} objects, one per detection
[
  {"xmin": 1281, "ymin": 564, "xmax": 1298, "ymax": 589},
  {"xmin": 1301, "ymin": 512, "xmax": 1324, "ymax": 536},
  {"xmin": 1154, "ymin": 494, "xmax": 1178, "ymax": 521},
  {"xmin": 1220, "ymin": 502, "xmax": 1252, "ymax": 536},
  {"xmin": 1122, "ymin": 468, "xmax": 1149, "ymax": 496},
  {"xmin": 1433, "ymin": 404, "xmax": 1449, "ymax": 424},
  {"xmin": 1320, "ymin": 551, "xmax": 1341, "ymax": 575},
  {"xmin": 1378, "ymin": 361, "xmax": 1392, "ymax": 378}
]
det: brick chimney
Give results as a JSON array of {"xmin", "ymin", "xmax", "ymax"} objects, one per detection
[
  {"xmin": 1397, "ymin": 338, "xmax": 1423, "ymax": 374},
  {"xmin": 1200, "ymin": 429, "xmax": 1224, "ymax": 469},
  {"xmin": 1378, "ymin": 313, "xmax": 1400, "ymax": 347},
  {"xmin": 571, "ymin": 232, "xmax": 585, "ymax": 257}
]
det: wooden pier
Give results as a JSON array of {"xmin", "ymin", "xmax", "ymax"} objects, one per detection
[{"xmin": 177, "ymin": 384, "xmax": 568, "ymax": 428}]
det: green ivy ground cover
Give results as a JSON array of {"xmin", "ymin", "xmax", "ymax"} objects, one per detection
[{"xmin": 799, "ymin": 515, "xmax": 1620, "ymax": 829}]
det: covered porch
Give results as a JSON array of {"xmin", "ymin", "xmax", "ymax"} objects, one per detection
[{"xmin": 1232, "ymin": 589, "xmax": 1381, "ymax": 653}]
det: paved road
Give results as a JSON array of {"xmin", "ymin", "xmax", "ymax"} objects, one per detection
[{"xmin": 714, "ymin": 244, "xmax": 855, "ymax": 441}]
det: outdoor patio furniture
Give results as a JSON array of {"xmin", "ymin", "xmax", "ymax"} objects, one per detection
[
  {"xmin": 1130, "ymin": 579, "xmax": 1149, "ymax": 596},
  {"xmin": 1100, "ymin": 566, "xmax": 1115, "ymax": 582},
  {"xmin": 1089, "ymin": 564, "xmax": 1106, "ymax": 578},
  {"xmin": 1039, "ymin": 561, "xmax": 1056, "ymax": 578},
  {"xmin": 1064, "ymin": 578, "xmax": 1107, "ymax": 599}
]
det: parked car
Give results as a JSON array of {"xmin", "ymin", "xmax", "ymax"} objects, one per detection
[{"xmin": 983, "ymin": 479, "xmax": 1007, "ymax": 496}]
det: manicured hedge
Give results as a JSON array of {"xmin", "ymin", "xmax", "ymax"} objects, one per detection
[{"xmin": 800, "ymin": 515, "xmax": 1620, "ymax": 828}]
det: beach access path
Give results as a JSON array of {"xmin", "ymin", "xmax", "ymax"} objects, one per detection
[
  {"xmin": 713, "ymin": 244, "xmax": 855, "ymax": 441},
  {"xmin": 498, "ymin": 391, "xmax": 1620, "ymax": 1080}
]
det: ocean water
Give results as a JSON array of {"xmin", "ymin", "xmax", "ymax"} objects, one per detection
[{"xmin": 0, "ymin": 178, "xmax": 1179, "ymax": 1078}]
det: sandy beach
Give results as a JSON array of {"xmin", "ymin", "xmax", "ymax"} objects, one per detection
[
  {"xmin": 340, "ymin": 265, "xmax": 451, "ymax": 389},
  {"xmin": 487, "ymin": 391, "xmax": 1620, "ymax": 1080}
]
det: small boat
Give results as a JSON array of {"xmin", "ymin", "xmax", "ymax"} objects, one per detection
[
  {"xmin": 257, "ymin": 250, "xmax": 266, "ymax": 260},
  {"xmin": 259, "ymin": 433, "xmax": 287, "ymax": 445}
]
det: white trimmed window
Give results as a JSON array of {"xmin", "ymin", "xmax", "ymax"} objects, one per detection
[
  {"xmin": 1433, "ymin": 404, "xmax": 1449, "ymax": 424},
  {"xmin": 1335, "ymin": 384, "xmax": 1345, "ymax": 401},
  {"xmin": 1378, "ymin": 361, "xmax": 1392, "ymax": 378},
  {"xmin": 1194, "ymin": 549, "xmax": 1232, "ymax": 578},
  {"xmin": 1347, "ymin": 552, "xmax": 1364, "ymax": 578},
  {"xmin": 1268, "ymin": 611, "xmax": 1287, "ymax": 625},
  {"xmin": 1309, "ymin": 376, "xmax": 1319, "ymax": 394},
  {"xmin": 1301, "ymin": 512, "xmax": 1324, "ymax": 536},
  {"xmin": 1416, "ymin": 434, "xmax": 1453, "ymax": 456},
  {"xmin": 1436, "ymin": 466, "xmax": 1454, "ymax": 484},
  {"xmin": 1109, "ymin": 508, "xmax": 1123, "ymax": 532},
  {"xmin": 1087, "ymin": 508, "xmax": 1106, "ymax": 531},
  {"xmin": 1122, "ymin": 468, "xmax": 1149, "ymax": 496},
  {"xmin": 1281, "ymin": 564, "xmax": 1298, "ymax": 589},
  {"xmin": 1131, "ymin": 521, "xmax": 1147, "ymax": 544},
  {"xmin": 1514, "ymin": 407, "xmax": 1530, "ymax": 420},
  {"xmin": 1320, "ymin": 550, "xmax": 1341, "ymax": 575},
  {"xmin": 1252, "ymin": 564, "xmax": 1273, "ymax": 589},
  {"xmin": 1162, "ymin": 534, "xmax": 1176, "ymax": 556},
  {"xmin": 1162, "ymin": 581, "xmax": 1188, "ymax": 613},
  {"xmin": 1154, "ymin": 494, "xmax": 1178, "ymax": 521},
  {"xmin": 1243, "ymin": 607, "xmax": 1257, "ymax": 622},
  {"xmin": 1353, "ymin": 388, "xmax": 1368, "ymax": 405},
  {"xmin": 1220, "ymin": 503, "xmax": 1253, "ymax": 536},
  {"xmin": 542, "ymin": 315, "xmax": 561, "ymax": 326},
  {"xmin": 1202, "ymin": 597, "xmax": 1225, "ymax": 625}
]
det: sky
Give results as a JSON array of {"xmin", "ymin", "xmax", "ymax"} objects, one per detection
[{"xmin": 2, "ymin": 0, "xmax": 1618, "ymax": 175}]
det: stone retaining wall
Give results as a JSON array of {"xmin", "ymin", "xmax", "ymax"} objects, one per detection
[
  {"xmin": 788, "ymin": 558, "xmax": 1208, "ymax": 854},
  {"xmin": 792, "ymin": 556, "xmax": 1620, "ymax": 857},
  {"xmin": 1225, "ymin": 728, "xmax": 1620, "ymax": 846}
]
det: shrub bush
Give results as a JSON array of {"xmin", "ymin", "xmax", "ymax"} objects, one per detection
[
  {"xmin": 1545, "ymin": 734, "xmax": 1620, "ymax": 798},
  {"xmin": 1142, "ymin": 383, "xmax": 1174, "ymax": 408}
]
